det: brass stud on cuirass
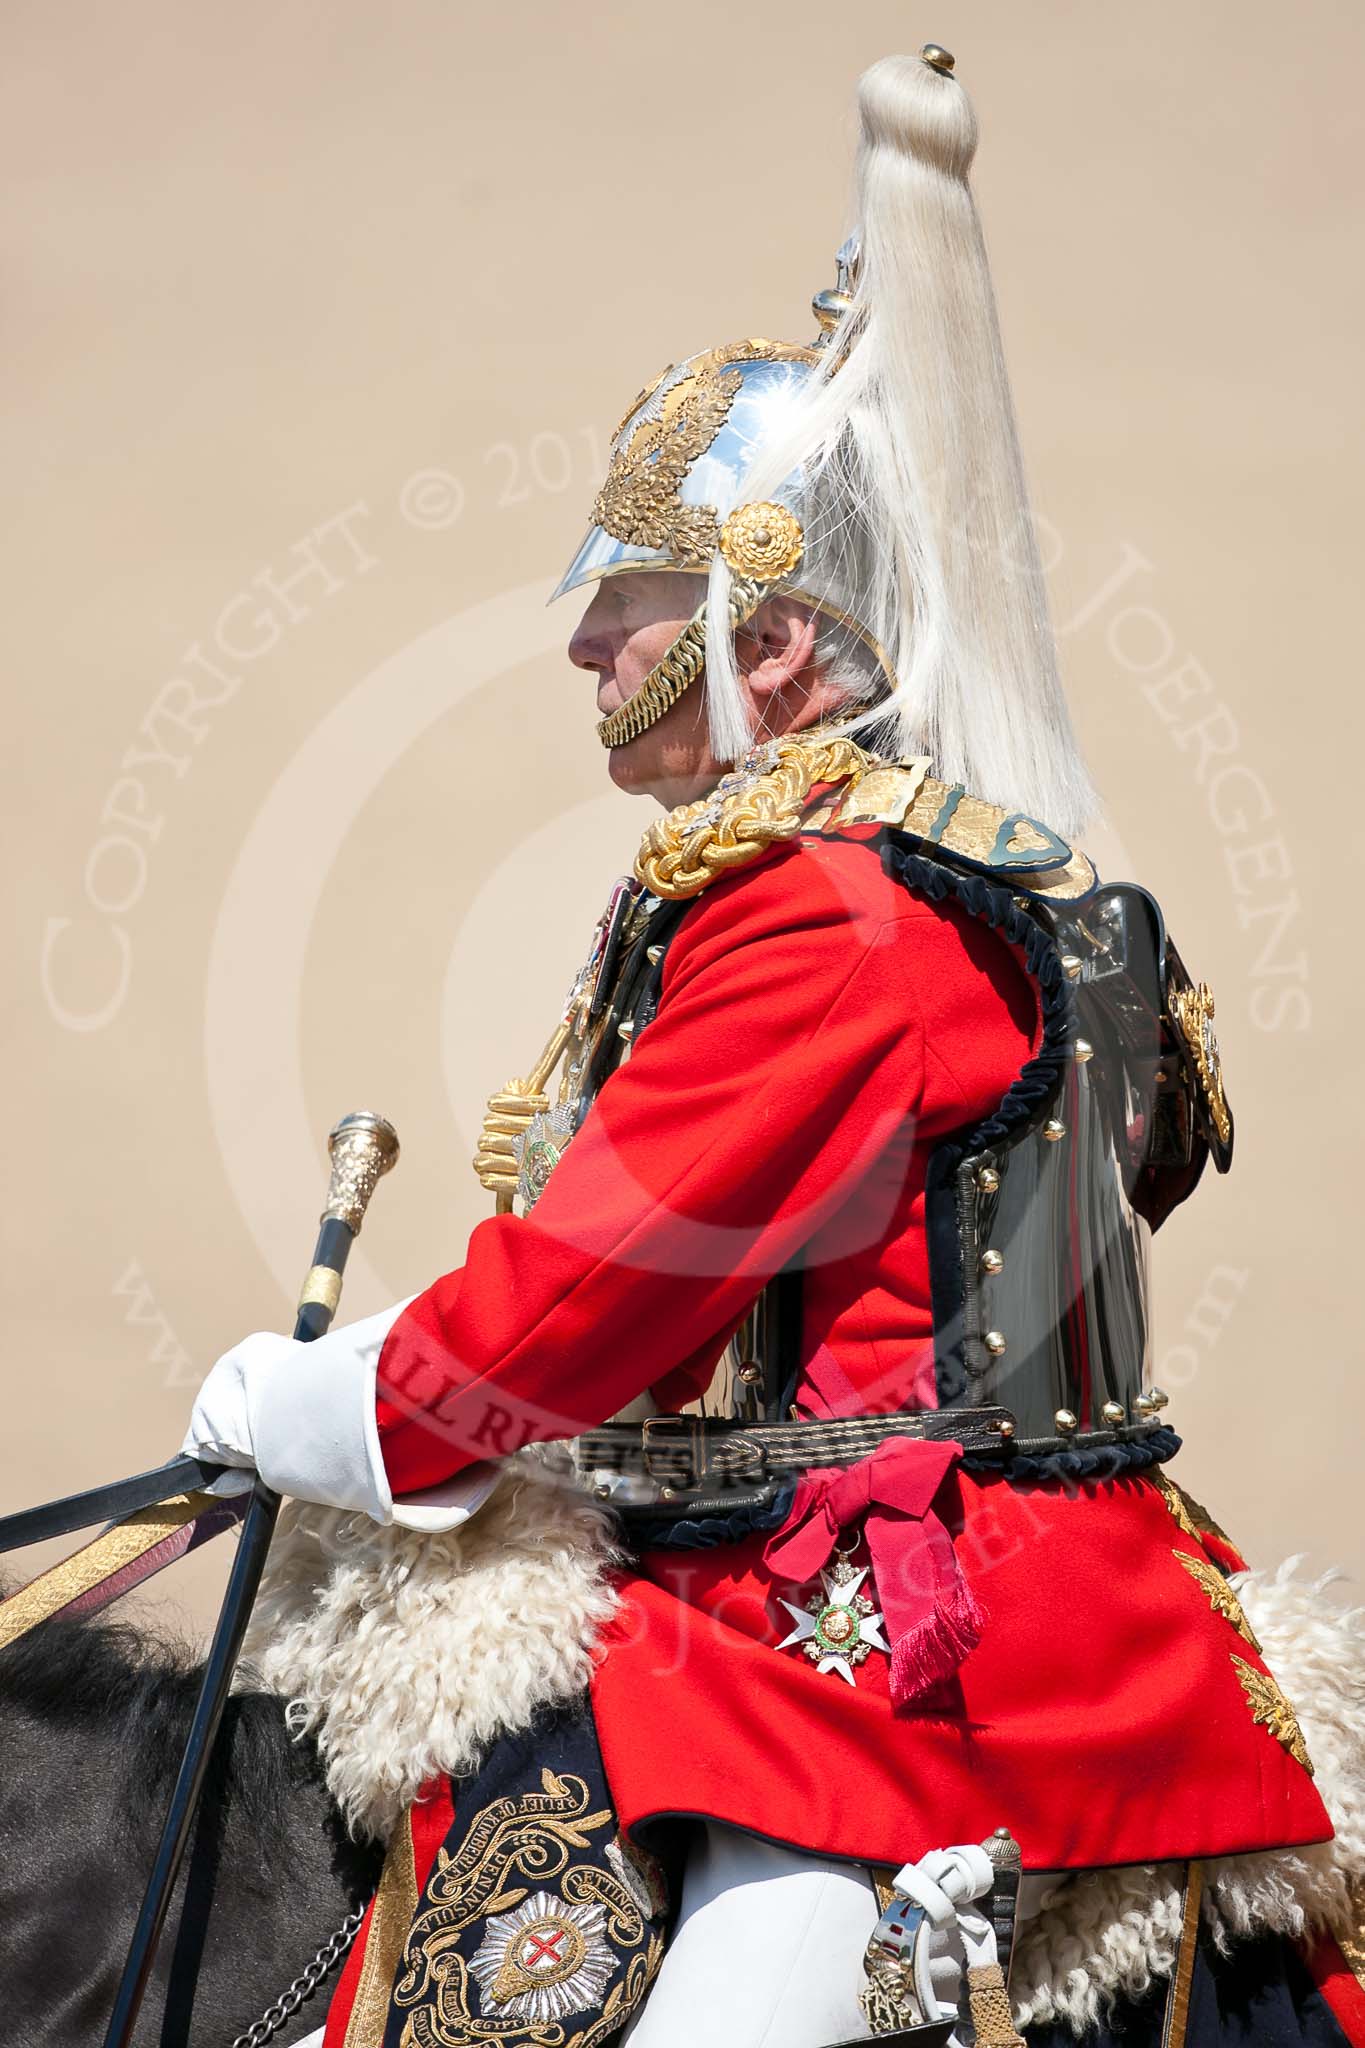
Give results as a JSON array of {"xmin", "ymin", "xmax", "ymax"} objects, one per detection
[
  {"xmin": 617, "ymin": 1017, "xmax": 636, "ymax": 1041},
  {"xmin": 1054, "ymin": 1408, "xmax": 1079, "ymax": 1434},
  {"xmin": 1061, "ymin": 954, "xmax": 1083, "ymax": 980},
  {"xmin": 1134, "ymin": 1392, "xmax": 1157, "ymax": 1417},
  {"xmin": 1147, "ymin": 1387, "xmax": 1170, "ymax": 1411},
  {"xmin": 1043, "ymin": 1118, "xmax": 1067, "ymax": 1142},
  {"xmin": 976, "ymin": 1164, "xmax": 1001, "ymax": 1194},
  {"xmin": 1074, "ymin": 1038, "xmax": 1094, "ymax": 1063},
  {"xmin": 984, "ymin": 1330, "xmax": 1007, "ymax": 1357},
  {"xmin": 647, "ymin": 943, "xmax": 665, "ymax": 965},
  {"xmin": 1101, "ymin": 1400, "xmax": 1126, "ymax": 1425},
  {"xmin": 981, "ymin": 1248, "xmax": 1005, "ymax": 1276}
]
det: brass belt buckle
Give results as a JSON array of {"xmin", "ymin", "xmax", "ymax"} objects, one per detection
[{"xmin": 640, "ymin": 1414, "xmax": 704, "ymax": 1489}]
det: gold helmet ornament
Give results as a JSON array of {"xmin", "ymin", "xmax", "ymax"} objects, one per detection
[
  {"xmin": 551, "ymin": 245, "xmax": 883, "ymax": 753},
  {"xmin": 552, "ymin": 45, "xmax": 1097, "ymax": 846}
]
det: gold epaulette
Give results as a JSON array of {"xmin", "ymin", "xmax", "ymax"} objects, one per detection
[
  {"xmin": 806, "ymin": 756, "xmax": 1096, "ymax": 903},
  {"xmin": 635, "ymin": 737, "xmax": 1096, "ymax": 904}
]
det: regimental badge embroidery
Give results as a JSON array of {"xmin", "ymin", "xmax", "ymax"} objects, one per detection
[
  {"xmin": 384, "ymin": 1706, "xmax": 668, "ymax": 2048},
  {"xmin": 468, "ymin": 1890, "xmax": 617, "ymax": 2026},
  {"xmin": 1231, "ymin": 1652, "xmax": 1315, "ymax": 1776},
  {"xmin": 776, "ymin": 1557, "xmax": 889, "ymax": 1686},
  {"xmin": 1169, "ymin": 975, "xmax": 1231, "ymax": 1145}
]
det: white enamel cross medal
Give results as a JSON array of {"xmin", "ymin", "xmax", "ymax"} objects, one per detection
[{"xmin": 777, "ymin": 1552, "xmax": 889, "ymax": 1686}]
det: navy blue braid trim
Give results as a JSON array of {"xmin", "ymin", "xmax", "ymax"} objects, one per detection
[
  {"xmin": 963, "ymin": 1426, "xmax": 1182, "ymax": 1483},
  {"xmin": 881, "ymin": 836, "xmax": 1078, "ymax": 1159},
  {"xmin": 626, "ymin": 1484, "xmax": 797, "ymax": 1552},
  {"xmin": 621, "ymin": 1431, "xmax": 1181, "ymax": 1551}
]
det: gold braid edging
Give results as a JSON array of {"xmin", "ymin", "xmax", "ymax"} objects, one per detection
[
  {"xmin": 635, "ymin": 734, "xmax": 871, "ymax": 901},
  {"xmin": 595, "ymin": 576, "xmax": 767, "ymax": 751},
  {"xmin": 965, "ymin": 1964, "xmax": 1027, "ymax": 2048}
]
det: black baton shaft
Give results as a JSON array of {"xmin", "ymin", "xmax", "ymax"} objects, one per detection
[{"xmin": 103, "ymin": 1114, "xmax": 397, "ymax": 2048}]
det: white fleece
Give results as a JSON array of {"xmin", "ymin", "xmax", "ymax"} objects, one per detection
[{"xmin": 241, "ymin": 1481, "xmax": 1364, "ymax": 2034}]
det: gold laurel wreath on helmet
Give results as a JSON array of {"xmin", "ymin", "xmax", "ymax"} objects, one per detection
[{"xmin": 592, "ymin": 359, "xmax": 743, "ymax": 564}]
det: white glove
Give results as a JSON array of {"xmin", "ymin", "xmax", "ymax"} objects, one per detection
[{"xmin": 182, "ymin": 1301, "xmax": 500, "ymax": 1531}]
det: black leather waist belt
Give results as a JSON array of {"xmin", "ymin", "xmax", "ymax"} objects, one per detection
[
  {"xmin": 573, "ymin": 1407, "xmax": 1171, "ymax": 1521},
  {"xmin": 576, "ymin": 1406, "xmax": 1015, "ymax": 1494}
]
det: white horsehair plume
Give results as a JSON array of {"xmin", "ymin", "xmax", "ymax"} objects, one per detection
[{"xmin": 705, "ymin": 50, "xmax": 1099, "ymax": 839}]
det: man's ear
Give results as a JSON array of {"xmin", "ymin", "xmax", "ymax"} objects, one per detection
[{"xmin": 741, "ymin": 598, "xmax": 821, "ymax": 702}]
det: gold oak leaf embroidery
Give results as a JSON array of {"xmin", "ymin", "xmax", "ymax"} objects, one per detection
[
  {"xmin": 1232, "ymin": 1653, "xmax": 1314, "ymax": 1775},
  {"xmin": 1338, "ymin": 1878, "xmax": 1365, "ymax": 1987},
  {"xmin": 1151, "ymin": 1470, "xmax": 1236, "ymax": 1553},
  {"xmin": 1172, "ymin": 1548, "xmax": 1261, "ymax": 1649}
]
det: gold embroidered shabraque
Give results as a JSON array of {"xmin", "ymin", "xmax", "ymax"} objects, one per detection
[
  {"xmin": 344, "ymin": 1810, "xmax": 421, "ymax": 2048},
  {"xmin": 1232, "ymin": 1653, "xmax": 1315, "ymax": 1776},
  {"xmin": 1164, "ymin": 1863, "xmax": 1205, "ymax": 2048},
  {"xmin": 390, "ymin": 1767, "xmax": 663, "ymax": 2047},
  {"xmin": 1172, "ymin": 1547, "xmax": 1261, "ymax": 1649},
  {"xmin": 1340, "ymin": 1877, "xmax": 1365, "ymax": 1990}
]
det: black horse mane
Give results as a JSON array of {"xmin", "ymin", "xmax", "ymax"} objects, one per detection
[{"xmin": 0, "ymin": 1597, "xmax": 317, "ymax": 1864}]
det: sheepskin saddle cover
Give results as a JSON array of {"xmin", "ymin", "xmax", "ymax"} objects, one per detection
[{"xmin": 240, "ymin": 1463, "xmax": 1365, "ymax": 2037}]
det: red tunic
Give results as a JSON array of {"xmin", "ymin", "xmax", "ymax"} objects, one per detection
[{"xmin": 374, "ymin": 830, "xmax": 1329, "ymax": 1873}]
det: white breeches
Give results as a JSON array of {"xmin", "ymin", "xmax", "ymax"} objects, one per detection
[{"xmin": 621, "ymin": 1825, "xmax": 879, "ymax": 2048}]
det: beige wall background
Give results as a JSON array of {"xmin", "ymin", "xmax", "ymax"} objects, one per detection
[{"xmin": 4, "ymin": 0, "xmax": 1361, "ymax": 1630}]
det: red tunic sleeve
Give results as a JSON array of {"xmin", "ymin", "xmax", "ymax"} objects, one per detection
[{"xmin": 374, "ymin": 834, "xmax": 1030, "ymax": 1493}]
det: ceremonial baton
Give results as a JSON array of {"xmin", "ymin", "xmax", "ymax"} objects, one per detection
[{"xmin": 102, "ymin": 1110, "xmax": 400, "ymax": 2048}]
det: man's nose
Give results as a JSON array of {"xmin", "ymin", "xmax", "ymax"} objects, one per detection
[{"xmin": 567, "ymin": 589, "xmax": 612, "ymax": 674}]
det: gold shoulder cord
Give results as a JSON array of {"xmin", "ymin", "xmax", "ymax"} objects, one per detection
[{"xmin": 635, "ymin": 733, "xmax": 870, "ymax": 900}]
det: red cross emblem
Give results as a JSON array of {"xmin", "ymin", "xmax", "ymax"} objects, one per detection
[{"xmin": 518, "ymin": 1926, "xmax": 568, "ymax": 1972}]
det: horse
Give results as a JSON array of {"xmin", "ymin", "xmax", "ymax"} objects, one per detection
[{"xmin": 0, "ymin": 1599, "xmax": 381, "ymax": 2048}]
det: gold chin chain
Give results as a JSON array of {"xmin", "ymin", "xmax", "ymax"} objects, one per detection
[
  {"xmin": 634, "ymin": 732, "xmax": 871, "ymax": 900},
  {"xmin": 595, "ymin": 575, "xmax": 767, "ymax": 750}
]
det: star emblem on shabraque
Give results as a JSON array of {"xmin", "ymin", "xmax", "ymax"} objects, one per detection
[{"xmin": 777, "ymin": 1559, "xmax": 889, "ymax": 1685}]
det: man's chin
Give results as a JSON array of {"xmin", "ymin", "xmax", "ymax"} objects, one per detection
[{"xmin": 606, "ymin": 746, "xmax": 657, "ymax": 800}]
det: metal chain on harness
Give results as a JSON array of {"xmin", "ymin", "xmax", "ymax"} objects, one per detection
[{"xmin": 229, "ymin": 1901, "xmax": 369, "ymax": 2048}]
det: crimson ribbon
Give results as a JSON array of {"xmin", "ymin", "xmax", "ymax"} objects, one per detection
[{"xmin": 763, "ymin": 1436, "xmax": 984, "ymax": 1706}]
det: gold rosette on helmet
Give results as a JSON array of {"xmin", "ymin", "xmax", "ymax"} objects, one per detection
[{"xmin": 719, "ymin": 502, "xmax": 804, "ymax": 581}]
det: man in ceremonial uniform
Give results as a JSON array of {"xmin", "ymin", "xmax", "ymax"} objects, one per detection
[{"xmin": 186, "ymin": 45, "xmax": 1365, "ymax": 2048}]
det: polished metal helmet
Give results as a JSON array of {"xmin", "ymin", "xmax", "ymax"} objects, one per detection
[{"xmin": 551, "ymin": 246, "xmax": 885, "ymax": 750}]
